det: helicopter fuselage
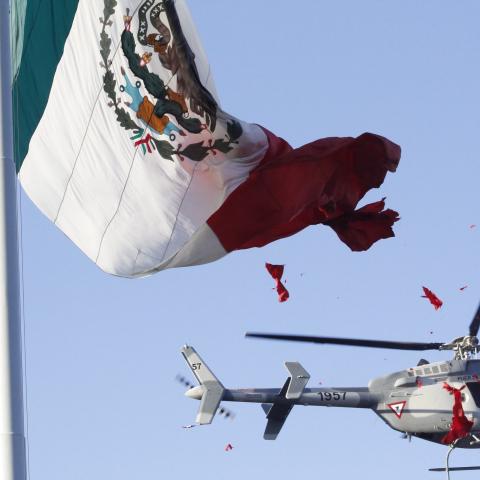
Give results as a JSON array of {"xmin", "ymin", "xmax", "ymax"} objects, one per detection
[
  {"xmin": 182, "ymin": 346, "xmax": 480, "ymax": 446},
  {"xmin": 369, "ymin": 358, "xmax": 480, "ymax": 448}
]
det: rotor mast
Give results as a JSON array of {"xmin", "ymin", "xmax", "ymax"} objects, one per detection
[{"xmin": 440, "ymin": 336, "xmax": 480, "ymax": 360}]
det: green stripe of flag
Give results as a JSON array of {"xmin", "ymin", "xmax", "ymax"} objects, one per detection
[{"xmin": 11, "ymin": 0, "xmax": 80, "ymax": 171}]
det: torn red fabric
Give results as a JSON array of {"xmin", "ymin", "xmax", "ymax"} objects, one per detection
[
  {"xmin": 441, "ymin": 383, "xmax": 474, "ymax": 445},
  {"xmin": 265, "ymin": 263, "xmax": 290, "ymax": 302},
  {"xmin": 421, "ymin": 287, "xmax": 443, "ymax": 310},
  {"xmin": 225, "ymin": 443, "xmax": 233, "ymax": 452},
  {"xmin": 416, "ymin": 377, "xmax": 423, "ymax": 389},
  {"xmin": 324, "ymin": 198, "xmax": 399, "ymax": 251},
  {"xmin": 207, "ymin": 130, "xmax": 400, "ymax": 254}
]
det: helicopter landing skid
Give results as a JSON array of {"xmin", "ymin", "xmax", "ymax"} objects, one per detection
[{"xmin": 429, "ymin": 440, "xmax": 480, "ymax": 478}]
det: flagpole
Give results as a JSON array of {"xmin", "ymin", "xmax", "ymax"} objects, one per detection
[{"xmin": 0, "ymin": 1, "xmax": 27, "ymax": 479}]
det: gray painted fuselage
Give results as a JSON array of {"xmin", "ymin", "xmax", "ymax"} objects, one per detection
[{"xmin": 183, "ymin": 345, "xmax": 480, "ymax": 447}]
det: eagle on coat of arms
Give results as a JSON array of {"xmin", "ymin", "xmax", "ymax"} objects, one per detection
[{"xmin": 100, "ymin": 0, "xmax": 242, "ymax": 161}]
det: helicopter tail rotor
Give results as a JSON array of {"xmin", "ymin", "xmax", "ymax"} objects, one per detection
[{"xmin": 181, "ymin": 345, "xmax": 225, "ymax": 425}]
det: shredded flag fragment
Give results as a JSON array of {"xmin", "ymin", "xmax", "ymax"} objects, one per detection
[
  {"xmin": 323, "ymin": 198, "xmax": 399, "ymax": 252},
  {"xmin": 421, "ymin": 287, "xmax": 443, "ymax": 310},
  {"xmin": 225, "ymin": 443, "xmax": 233, "ymax": 452},
  {"xmin": 265, "ymin": 263, "xmax": 290, "ymax": 302},
  {"xmin": 441, "ymin": 383, "xmax": 474, "ymax": 445}
]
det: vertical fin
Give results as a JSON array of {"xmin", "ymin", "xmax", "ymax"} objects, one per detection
[
  {"xmin": 284, "ymin": 361, "xmax": 310, "ymax": 400},
  {"xmin": 181, "ymin": 345, "xmax": 225, "ymax": 424}
]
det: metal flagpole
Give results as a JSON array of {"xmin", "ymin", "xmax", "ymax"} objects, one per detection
[{"xmin": 0, "ymin": 1, "xmax": 27, "ymax": 479}]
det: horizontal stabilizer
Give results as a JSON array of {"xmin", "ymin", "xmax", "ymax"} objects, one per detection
[
  {"xmin": 197, "ymin": 388, "xmax": 223, "ymax": 425},
  {"xmin": 261, "ymin": 403, "xmax": 272, "ymax": 415},
  {"xmin": 429, "ymin": 466, "xmax": 480, "ymax": 472},
  {"xmin": 285, "ymin": 361, "xmax": 310, "ymax": 399},
  {"xmin": 262, "ymin": 379, "xmax": 293, "ymax": 440},
  {"xmin": 264, "ymin": 403, "xmax": 294, "ymax": 440},
  {"xmin": 181, "ymin": 345, "xmax": 225, "ymax": 425}
]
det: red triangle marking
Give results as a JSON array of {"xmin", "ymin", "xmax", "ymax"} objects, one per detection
[{"xmin": 387, "ymin": 401, "xmax": 407, "ymax": 419}]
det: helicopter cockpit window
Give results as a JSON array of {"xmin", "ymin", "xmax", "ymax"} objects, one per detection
[
  {"xmin": 431, "ymin": 366, "xmax": 439, "ymax": 374},
  {"xmin": 424, "ymin": 367, "xmax": 432, "ymax": 375},
  {"xmin": 466, "ymin": 383, "xmax": 480, "ymax": 407},
  {"xmin": 440, "ymin": 364, "xmax": 449, "ymax": 373}
]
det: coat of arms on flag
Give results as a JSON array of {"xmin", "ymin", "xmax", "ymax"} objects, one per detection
[{"xmin": 100, "ymin": 0, "xmax": 243, "ymax": 160}]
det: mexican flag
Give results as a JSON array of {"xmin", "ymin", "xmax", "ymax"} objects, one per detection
[{"xmin": 11, "ymin": 0, "xmax": 400, "ymax": 278}]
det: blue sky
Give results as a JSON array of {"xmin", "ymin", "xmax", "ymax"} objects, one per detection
[{"xmin": 18, "ymin": 1, "xmax": 480, "ymax": 478}]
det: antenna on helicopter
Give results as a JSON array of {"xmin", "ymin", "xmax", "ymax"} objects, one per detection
[{"xmin": 246, "ymin": 303, "xmax": 480, "ymax": 360}]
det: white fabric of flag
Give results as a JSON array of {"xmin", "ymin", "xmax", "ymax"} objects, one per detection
[{"xmin": 18, "ymin": 0, "xmax": 268, "ymax": 277}]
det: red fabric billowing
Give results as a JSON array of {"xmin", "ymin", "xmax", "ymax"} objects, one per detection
[
  {"xmin": 422, "ymin": 287, "xmax": 443, "ymax": 310},
  {"xmin": 207, "ymin": 129, "xmax": 400, "ymax": 253},
  {"xmin": 441, "ymin": 383, "xmax": 474, "ymax": 445},
  {"xmin": 324, "ymin": 198, "xmax": 399, "ymax": 251},
  {"xmin": 265, "ymin": 263, "xmax": 289, "ymax": 302}
]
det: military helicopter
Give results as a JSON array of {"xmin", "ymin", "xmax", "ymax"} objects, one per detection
[{"xmin": 181, "ymin": 304, "xmax": 480, "ymax": 475}]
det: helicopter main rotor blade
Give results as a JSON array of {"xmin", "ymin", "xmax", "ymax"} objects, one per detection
[
  {"xmin": 469, "ymin": 303, "xmax": 480, "ymax": 337},
  {"xmin": 429, "ymin": 467, "xmax": 480, "ymax": 472},
  {"xmin": 245, "ymin": 333, "xmax": 445, "ymax": 351}
]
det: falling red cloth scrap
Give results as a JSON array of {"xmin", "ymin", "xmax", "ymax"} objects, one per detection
[
  {"xmin": 225, "ymin": 443, "xmax": 233, "ymax": 452},
  {"xmin": 441, "ymin": 383, "xmax": 474, "ymax": 444},
  {"xmin": 265, "ymin": 263, "xmax": 290, "ymax": 302},
  {"xmin": 421, "ymin": 287, "xmax": 443, "ymax": 310}
]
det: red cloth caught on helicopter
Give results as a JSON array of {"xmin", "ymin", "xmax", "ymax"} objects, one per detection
[{"xmin": 441, "ymin": 383, "xmax": 474, "ymax": 445}]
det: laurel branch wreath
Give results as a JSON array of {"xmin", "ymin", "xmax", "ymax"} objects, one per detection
[{"xmin": 99, "ymin": 0, "xmax": 242, "ymax": 162}]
